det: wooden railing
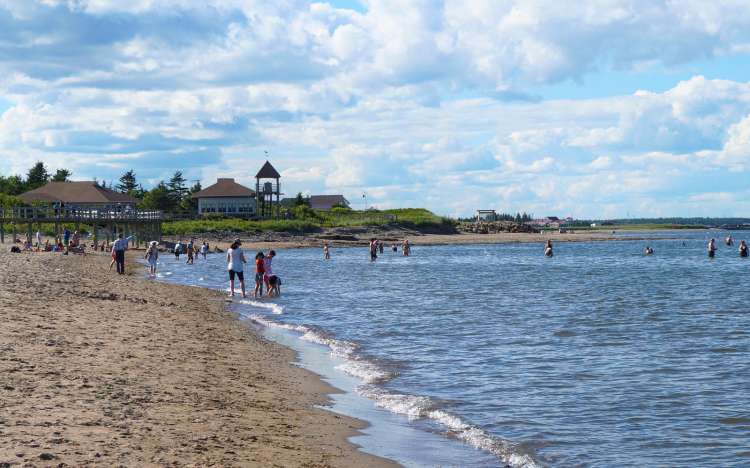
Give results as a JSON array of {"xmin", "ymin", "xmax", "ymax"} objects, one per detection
[{"xmin": 0, "ymin": 206, "xmax": 163, "ymax": 221}]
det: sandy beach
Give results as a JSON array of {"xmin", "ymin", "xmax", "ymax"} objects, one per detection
[{"xmin": 0, "ymin": 249, "xmax": 395, "ymax": 467}]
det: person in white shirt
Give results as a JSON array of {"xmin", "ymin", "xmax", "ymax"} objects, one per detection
[
  {"xmin": 145, "ymin": 241, "xmax": 159, "ymax": 277},
  {"xmin": 112, "ymin": 234, "xmax": 127, "ymax": 274},
  {"xmin": 35, "ymin": 230, "xmax": 42, "ymax": 251},
  {"xmin": 226, "ymin": 238, "xmax": 247, "ymax": 298}
]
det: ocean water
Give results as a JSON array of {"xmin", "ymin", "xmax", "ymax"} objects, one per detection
[{"xmin": 153, "ymin": 231, "xmax": 750, "ymax": 467}]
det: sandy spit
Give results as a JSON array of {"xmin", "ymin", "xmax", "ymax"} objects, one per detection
[{"xmin": 0, "ymin": 249, "xmax": 396, "ymax": 467}]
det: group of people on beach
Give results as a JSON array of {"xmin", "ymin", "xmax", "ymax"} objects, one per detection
[
  {"xmin": 174, "ymin": 239, "xmax": 210, "ymax": 264},
  {"xmin": 226, "ymin": 239, "xmax": 281, "ymax": 299}
]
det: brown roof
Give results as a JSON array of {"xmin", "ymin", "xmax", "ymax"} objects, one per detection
[
  {"xmin": 191, "ymin": 178, "xmax": 256, "ymax": 199},
  {"xmin": 19, "ymin": 181, "xmax": 138, "ymax": 205},
  {"xmin": 256, "ymin": 160, "xmax": 281, "ymax": 179},
  {"xmin": 309, "ymin": 195, "xmax": 349, "ymax": 210}
]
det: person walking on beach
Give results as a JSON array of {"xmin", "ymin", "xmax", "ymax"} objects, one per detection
[
  {"xmin": 323, "ymin": 242, "xmax": 330, "ymax": 260},
  {"xmin": 200, "ymin": 241, "xmax": 208, "ymax": 260},
  {"xmin": 379, "ymin": 240, "xmax": 384, "ymax": 254},
  {"xmin": 227, "ymin": 239, "xmax": 247, "ymax": 298},
  {"xmin": 186, "ymin": 238, "xmax": 195, "ymax": 265},
  {"xmin": 254, "ymin": 251, "xmax": 265, "ymax": 298},
  {"xmin": 402, "ymin": 239, "xmax": 410, "ymax": 257},
  {"xmin": 35, "ymin": 230, "xmax": 42, "ymax": 251},
  {"xmin": 174, "ymin": 240, "xmax": 182, "ymax": 260},
  {"xmin": 369, "ymin": 239, "xmax": 378, "ymax": 261},
  {"xmin": 708, "ymin": 238, "xmax": 717, "ymax": 258},
  {"xmin": 112, "ymin": 233, "xmax": 127, "ymax": 275},
  {"xmin": 63, "ymin": 227, "xmax": 70, "ymax": 247},
  {"xmin": 544, "ymin": 240, "xmax": 554, "ymax": 257},
  {"xmin": 739, "ymin": 240, "xmax": 748, "ymax": 258},
  {"xmin": 145, "ymin": 241, "xmax": 159, "ymax": 277}
]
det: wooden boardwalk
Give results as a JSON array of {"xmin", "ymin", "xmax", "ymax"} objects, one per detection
[{"xmin": 0, "ymin": 206, "xmax": 162, "ymax": 247}]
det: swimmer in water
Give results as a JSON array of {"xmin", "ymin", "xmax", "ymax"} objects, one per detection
[
  {"xmin": 708, "ymin": 238, "xmax": 717, "ymax": 258},
  {"xmin": 739, "ymin": 240, "xmax": 748, "ymax": 258},
  {"xmin": 644, "ymin": 246, "xmax": 654, "ymax": 255},
  {"xmin": 323, "ymin": 241, "xmax": 330, "ymax": 260},
  {"xmin": 726, "ymin": 234, "xmax": 733, "ymax": 246},
  {"xmin": 544, "ymin": 240, "xmax": 553, "ymax": 257}
]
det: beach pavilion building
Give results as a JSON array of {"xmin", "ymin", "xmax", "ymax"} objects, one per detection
[
  {"xmin": 191, "ymin": 178, "xmax": 257, "ymax": 217},
  {"xmin": 19, "ymin": 180, "xmax": 138, "ymax": 212}
]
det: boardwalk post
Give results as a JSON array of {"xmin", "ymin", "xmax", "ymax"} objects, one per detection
[{"xmin": 1, "ymin": 221, "xmax": 4, "ymax": 244}]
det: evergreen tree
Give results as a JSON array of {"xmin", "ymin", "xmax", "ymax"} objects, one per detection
[
  {"xmin": 26, "ymin": 161, "xmax": 49, "ymax": 190},
  {"xmin": 116, "ymin": 169, "xmax": 139, "ymax": 194},
  {"xmin": 182, "ymin": 181, "xmax": 202, "ymax": 211},
  {"xmin": 166, "ymin": 171, "xmax": 188, "ymax": 205},
  {"xmin": 294, "ymin": 192, "xmax": 309, "ymax": 206},
  {"xmin": 141, "ymin": 182, "xmax": 175, "ymax": 211},
  {"xmin": 51, "ymin": 168, "xmax": 72, "ymax": 182}
]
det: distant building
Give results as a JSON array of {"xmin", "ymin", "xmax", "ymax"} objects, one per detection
[
  {"xmin": 476, "ymin": 209, "xmax": 497, "ymax": 222},
  {"xmin": 191, "ymin": 178, "xmax": 256, "ymax": 216},
  {"xmin": 309, "ymin": 195, "xmax": 350, "ymax": 211},
  {"xmin": 19, "ymin": 181, "xmax": 137, "ymax": 210}
]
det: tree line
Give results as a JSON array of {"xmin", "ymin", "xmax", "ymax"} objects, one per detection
[{"xmin": 0, "ymin": 161, "xmax": 201, "ymax": 213}]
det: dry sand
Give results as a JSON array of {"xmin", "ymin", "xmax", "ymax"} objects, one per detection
[{"xmin": 0, "ymin": 249, "xmax": 395, "ymax": 467}]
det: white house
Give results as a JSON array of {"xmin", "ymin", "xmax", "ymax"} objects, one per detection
[{"xmin": 191, "ymin": 178, "xmax": 256, "ymax": 216}]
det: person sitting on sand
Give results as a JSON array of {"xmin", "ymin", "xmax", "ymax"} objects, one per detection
[
  {"xmin": 708, "ymin": 238, "xmax": 717, "ymax": 258},
  {"xmin": 644, "ymin": 246, "xmax": 654, "ymax": 255},
  {"xmin": 323, "ymin": 242, "xmax": 330, "ymax": 260},
  {"xmin": 254, "ymin": 251, "xmax": 265, "ymax": 298},
  {"xmin": 145, "ymin": 241, "xmax": 159, "ymax": 277},
  {"xmin": 227, "ymin": 239, "xmax": 247, "ymax": 298},
  {"xmin": 369, "ymin": 239, "xmax": 378, "ymax": 261},
  {"xmin": 402, "ymin": 239, "xmax": 410, "ymax": 257},
  {"xmin": 544, "ymin": 240, "xmax": 553, "ymax": 257},
  {"xmin": 739, "ymin": 240, "xmax": 748, "ymax": 258}
]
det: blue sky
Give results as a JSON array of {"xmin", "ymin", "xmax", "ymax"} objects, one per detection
[{"xmin": 1, "ymin": 0, "xmax": 750, "ymax": 218}]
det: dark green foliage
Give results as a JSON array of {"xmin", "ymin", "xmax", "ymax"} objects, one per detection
[
  {"xmin": 116, "ymin": 169, "xmax": 139, "ymax": 195},
  {"xmin": 26, "ymin": 161, "xmax": 49, "ymax": 190},
  {"xmin": 0, "ymin": 175, "xmax": 26, "ymax": 195},
  {"xmin": 140, "ymin": 182, "xmax": 175, "ymax": 211},
  {"xmin": 51, "ymin": 169, "xmax": 72, "ymax": 182},
  {"xmin": 167, "ymin": 171, "xmax": 188, "ymax": 204}
]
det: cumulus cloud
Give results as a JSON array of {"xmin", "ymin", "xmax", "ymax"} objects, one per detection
[{"xmin": 1, "ymin": 1, "xmax": 750, "ymax": 216}]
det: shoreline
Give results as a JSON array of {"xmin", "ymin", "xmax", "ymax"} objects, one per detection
[
  {"xmin": 0, "ymin": 249, "xmax": 397, "ymax": 467},
  {"xmin": 163, "ymin": 229, "xmax": 685, "ymax": 252}
]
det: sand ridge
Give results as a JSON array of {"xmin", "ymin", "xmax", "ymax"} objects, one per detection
[{"xmin": 0, "ymin": 249, "xmax": 395, "ymax": 467}]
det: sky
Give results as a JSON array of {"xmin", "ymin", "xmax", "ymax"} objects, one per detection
[{"xmin": 1, "ymin": 1, "xmax": 750, "ymax": 218}]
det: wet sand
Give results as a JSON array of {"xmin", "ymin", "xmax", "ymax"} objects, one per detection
[{"xmin": 0, "ymin": 249, "xmax": 395, "ymax": 467}]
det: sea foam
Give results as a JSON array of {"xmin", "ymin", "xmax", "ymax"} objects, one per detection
[{"xmin": 247, "ymin": 311, "xmax": 542, "ymax": 468}]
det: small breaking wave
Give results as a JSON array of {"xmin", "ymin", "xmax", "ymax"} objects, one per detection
[{"xmin": 246, "ymin": 310, "xmax": 543, "ymax": 468}]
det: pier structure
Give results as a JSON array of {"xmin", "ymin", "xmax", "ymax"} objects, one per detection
[{"xmin": 0, "ymin": 205, "xmax": 162, "ymax": 247}]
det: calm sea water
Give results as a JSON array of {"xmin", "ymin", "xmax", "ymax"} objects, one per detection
[{"xmin": 154, "ymin": 231, "xmax": 750, "ymax": 467}]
